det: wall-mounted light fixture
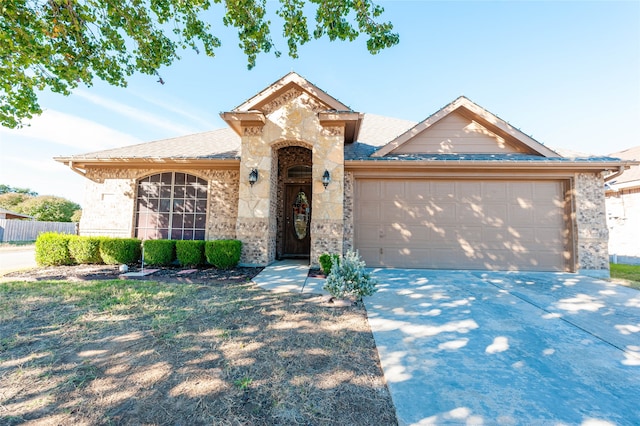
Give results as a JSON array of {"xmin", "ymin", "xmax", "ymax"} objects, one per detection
[
  {"xmin": 322, "ymin": 170, "xmax": 331, "ymax": 188},
  {"xmin": 249, "ymin": 168, "xmax": 258, "ymax": 186}
]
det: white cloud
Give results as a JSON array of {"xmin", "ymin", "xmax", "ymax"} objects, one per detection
[
  {"xmin": 0, "ymin": 155, "xmax": 86, "ymax": 203},
  {"xmin": 0, "ymin": 110, "xmax": 140, "ymax": 151},
  {"xmin": 129, "ymin": 89, "xmax": 216, "ymax": 130},
  {"xmin": 1, "ymin": 155, "xmax": 62, "ymax": 173},
  {"xmin": 75, "ymin": 90, "xmax": 200, "ymax": 135}
]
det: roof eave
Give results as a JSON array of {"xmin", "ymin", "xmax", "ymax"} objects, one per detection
[
  {"xmin": 345, "ymin": 159, "xmax": 627, "ymax": 172},
  {"xmin": 55, "ymin": 157, "xmax": 241, "ymax": 170}
]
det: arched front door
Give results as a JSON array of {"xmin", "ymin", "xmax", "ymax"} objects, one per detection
[{"xmin": 283, "ymin": 184, "xmax": 312, "ymax": 257}]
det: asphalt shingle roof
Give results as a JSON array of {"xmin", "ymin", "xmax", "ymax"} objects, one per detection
[
  {"xmin": 68, "ymin": 128, "xmax": 240, "ymax": 160},
  {"xmin": 609, "ymin": 146, "xmax": 640, "ymax": 185},
  {"xmin": 62, "ymin": 112, "xmax": 622, "ymax": 165}
]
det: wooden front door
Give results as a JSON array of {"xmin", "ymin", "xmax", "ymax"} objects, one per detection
[{"xmin": 283, "ymin": 184, "xmax": 312, "ymax": 257}]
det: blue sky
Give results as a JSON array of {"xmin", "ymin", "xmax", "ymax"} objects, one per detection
[{"xmin": 1, "ymin": 1, "xmax": 638, "ymax": 205}]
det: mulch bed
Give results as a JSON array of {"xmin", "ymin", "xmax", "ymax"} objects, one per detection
[{"xmin": 2, "ymin": 264, "xmax": 264, "ymax": 284}]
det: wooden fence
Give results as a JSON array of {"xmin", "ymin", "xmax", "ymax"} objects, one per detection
[{"xmin": 0, "ymin": 219, "xmax": 77, "ymax": 242}]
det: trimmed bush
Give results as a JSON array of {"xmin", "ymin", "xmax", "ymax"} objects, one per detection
[
  {"xmin": 35, "ymin": 232, "xmax": 73, "ymax": 266},
  {"xmin": 143, "ymin": 239, "xmax": 176, "ymax": 266},
  {"xmin": 100, "ymin": 238, "xmax": 141, "ymax": 265},
  {"xmin": 205, "ymin": 239, "xmax": 242, "ymax": 269},
  {"xmin": 68, "ymin": 236, "xmax": 102, "ymax": 264},
  {"xmin": 176, "ymin": 240, "xmax": 205, "ymax": 266},
  {"xmin": 319, "ymin": 253, "xmax": 340, "ymax": 275},
  {"xmin": 323, "ymin": 250, "xmax": 377, "ymax": 300}
]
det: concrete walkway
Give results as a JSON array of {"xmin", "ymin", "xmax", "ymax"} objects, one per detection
[
  {"xmin": 365, "ymin": 269, "xmax": 640, "ymax": 426},
  {"xmin": 252, "ymin": 259, "xmax": 329, "ymax": 296}
]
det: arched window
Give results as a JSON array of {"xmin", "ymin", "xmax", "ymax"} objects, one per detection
[{"xmin": 135, "ymin": 172, "xmax": 207, "ymax": 240}]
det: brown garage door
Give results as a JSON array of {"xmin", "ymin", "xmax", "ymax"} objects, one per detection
[{"xmin": 355, "ymin": 179, "xmax": 569, "ymax": 271}]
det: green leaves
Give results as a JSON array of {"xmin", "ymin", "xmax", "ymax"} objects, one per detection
[
  {"xmin": 0, "ymin": 190, "xmax": 80, "ymax": 222},
  {"xmin": 1, "ymin": 0, "xmax": 398, "ymax": 128}
]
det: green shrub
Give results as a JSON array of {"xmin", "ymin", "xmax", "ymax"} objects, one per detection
[
  {"xmin": 205, "ymin": 239, "xmax": 242, "ymax": 269},
  {"xmin": 100, "ymin": 238, "xmax": 141, "ymax": 265},
  {"xmin": 323, "ymin": 250, "xmax": 377, "ymax": 300},
  {"xmin": 68, "ymin": 236, "xmax": 102, "ymax": 264},
  {"xmin": 143, "ymin": 239, "xmax": 176, "ymax": 266},
  {"xmin": 319, "ymin": 253, "xmax": 340, "ymax": 275},
  {"xmin": 176, "ymin": 240, "xmax": 205, "ymax": 266},
  {"xmin": 35, "ymin": 232, "xmax": 73, "ymax": 266}
]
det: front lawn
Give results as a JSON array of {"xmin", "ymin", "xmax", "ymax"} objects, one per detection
[
  {"xmin": 0, "ymin": 278, "xmax": 396, "ymax": 425},
  {"xmin": 610, "ymin": 263, "xmax": 640, "ymax": 290}
]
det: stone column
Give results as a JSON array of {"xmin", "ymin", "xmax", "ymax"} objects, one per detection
[
  {"xmin": 310, "ymin": 126, "xmax": 345, "ymax": 266},
  {"xmin": 235, "ymin": 128, "xmax": 276, "ymax": 265},
  {"xmin": 574, "ymin": 172, "xmax": 610, "ymax": 275}
]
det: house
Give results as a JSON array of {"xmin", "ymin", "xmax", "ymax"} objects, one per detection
[
  {"xmin": 0, "ymin": 208, "xmax": 33, "ymax": 220},
  {"xmin": 606, "ymin": 146, "xmax": 640, "ymax": 264},
  {"xmin": 55, "ymin": 72, "xmax": 627, "ymax": 276}
]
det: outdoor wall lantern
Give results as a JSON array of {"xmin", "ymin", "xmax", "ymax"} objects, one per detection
[
  {"xmin": 322, "ymin": 170, "xmax": 331, "ymax": 188},
  {"xmin": 249, "ymin": 168, "xmax": 258, "ymax": 186}
]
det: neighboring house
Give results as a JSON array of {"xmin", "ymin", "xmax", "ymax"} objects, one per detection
[
  {"xmin": 0, "ymin": 208, "xmax": 33, "ymax": 220},
  {"xmin": 55, "ymin": 72, "xmax": 626, "ymax": 276},
  {"xmin": 606, "ymin": 146, "xmax": 640, "ymax": 264}
]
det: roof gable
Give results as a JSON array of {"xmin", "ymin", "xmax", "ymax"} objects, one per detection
[
  {"xmin": 222, "ymin": 72, "xmax": 363, "ymax": 143},
  {"xmin": 372, "ymin": 97, "xmax": 561, "ymax": 158},
  {"xmin": 609, "ymin": 146, "xmax": 640, "ymax": 186},
  {"xmin": 232, "ymin": 72, "xmax": 351, "ymax": 113}
]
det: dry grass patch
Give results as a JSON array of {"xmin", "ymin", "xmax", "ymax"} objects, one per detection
[{"xmin": 0, "ymin": 277, "xmax": 396, "ymax": 425}]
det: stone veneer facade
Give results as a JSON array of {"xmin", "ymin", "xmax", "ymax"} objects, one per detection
[
  {"xmin": 573, "ymin": 172, "xmax": 610, "ymax": 273},
  {"xmin": 234, "ymin": 89, "xmax": 345, "ymax": 266},
  {"xmin": 80, "ymin": 168, "xmax": 239, "ymax": 241},
  {"xmin": 78, "ymin": 166, "xmax": 610, "ymax": 274}
]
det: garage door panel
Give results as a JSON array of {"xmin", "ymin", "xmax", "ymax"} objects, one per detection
[
  {"xmin": 536, "ymin": 208, "xmax": 565, "ymax": 226},
  {"xmin": 457, "ymin": 182, "xmax": 482, "ymax": 203},
  {"xmin": 525, "ymin": 250, "xmax": 564, "ymax": 270},
  {"xmin": 383, "ymin": 226, "xmax": 430, "ymax": 244},
  {"xmin": 381, "ymin": 203, "xmax": 405, "ymax": 221},
  {"xmin": 457, "ymin": 203, "xmax": 485, "ymax": 222},
  {"xmin": 509, "ymin": 206, "xmax": 535, "ymax": 224},
  {"xmin": 483, "ymin": 204, "xmax": 508, "ymax": 227},
  {"xmin": 383, "ymin": 248, "xmax": 430, "ymax": 268},
  {"xmin": 358, "ymin": 181, "xmax": 381, "ymax": 200},
  {"xmin": 356, "ymin": 225, "xmax": 380, "ymax": 245},
  {"xmin": 483, "ymin": 182, "xmax": 509, "ymax": 201},
  {"xmin": 427, "ymin": 225, "xmax": 464, "ymax": 248},
  {"xmin": 509, "ymin": 182, "xmax": 534, "ymax": 201},
  {"xmin": 383, "ymin": 181, "xmax": 406, "ymax": 200},
  {"xmin": 432, "ymin": 181, "xmax": 455, "ymax": 198},
  {"xmin": 429, "ymin": 203, "xmax": 457, "ymax": 223},
  {"xmin": 355, "ymin": 179, "xmax": 569, "ymax": 271},
  {"xmin": 405, "ymin": 181, "xmax": 429, "ymax": 201},
  {"xmin": 358, "ymin": 247, "xmax": 381, "ymax": 267},
  {"xmin": 454, "ymin": 226, "xmax": 482, "ymax": 241},
  {"xmin": 532, "ymin": 227, "xmax": 564, "ymax": 246},
  {"xmin": 382, "ymin": 224, "xmax": 412, "ymax": 243},
  {"xmin": 357, "ymin": 202, "xmax": 381, "ymax": 222},
  {"xmin": 533, "ymin": 182, "xmax": 562, "ymax": 200}
]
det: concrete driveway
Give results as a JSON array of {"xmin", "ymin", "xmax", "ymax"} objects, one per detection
[{"xmin": 365, "ymin": 269, "xmax": 640, "ymax": 425}]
